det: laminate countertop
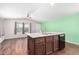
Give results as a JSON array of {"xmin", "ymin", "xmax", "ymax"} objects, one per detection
[
  {"xmin": 0, "ymin": 34, "xmax": 27, "ymax": 43},
  {"xmin": 27, "ymin": 32, "xmax": 64, "ymax": 38},
  {"xmin": 0, "ymin": 32, "xmax": 64, "ymax": 43}
]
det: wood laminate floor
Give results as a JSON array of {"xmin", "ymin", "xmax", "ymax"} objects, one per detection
[
  {"xmin": 0, "ymin": 38, "xmax": 28, "ymax": 55},
  {"xmin": 53, "ymin": 43, "xmax": 79, "ymax": 55},
  {"xmin": 0, "ymin": 38, "xmax": 79, "ymax": 55}
]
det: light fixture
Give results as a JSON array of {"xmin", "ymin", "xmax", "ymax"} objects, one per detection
[
  {"xmin": 50, "ymin": 0, "xmax": 55, "ymax": 6},
  {"xmin": 26, "ymin": 12, "xmax": 32, "ymax": 19},
  {"xmin": 27, "ymin": 13, "xmax": 30, "ymax": 17},
  {"xmin": 50, "ymin": 2, "xmax": 55, "ymax": 6}
]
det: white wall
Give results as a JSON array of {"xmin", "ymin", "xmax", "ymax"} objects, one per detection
[
  {"xmin": 31, "ymin": 21, "xmax": 41, "ymax": 33},
  {"xmin": 0, "ymin": 18, "xmax": 4, "ymax": 37},
  {"xmin": 0, "ymin": 19, "xmax": 2, "ymax": 37},
  {"xmin": 3, "ymin": 18, "xmax": 41, "ymax": 36}
]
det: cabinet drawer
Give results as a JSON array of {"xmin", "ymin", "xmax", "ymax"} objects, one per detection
[{"xmin": 35, "ymin": 37, "xmax": 45, "ymax": 43}]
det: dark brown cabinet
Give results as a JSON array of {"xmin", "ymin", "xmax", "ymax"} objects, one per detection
[
  {"xmin": 28, "ymin": 36, "xmax": 54, "ymax": 55},
  {"xmin": 35, "ymin": 42, "xmax": 45, "ymax": 55},
  {"xmin": 53, "ymin": 35, "xmax": 59, "ymax": 52},
  {"xmin": 28, "ymin": 36, "xmax": 45, "ymax": 55},
  {"xmin": 28, "ymin": 37, "xmax": 35, "ymax": 55},
  {"xmin": 28, "ymin": 34, "xmax": 65, "ymax": 55},
  {"xmin": 46, "ymin": 36, "xmax": 54, "ymax": 54},
  {"xmin": 34, "ymin": 38, "xmax": 45, "ymax": 55}
]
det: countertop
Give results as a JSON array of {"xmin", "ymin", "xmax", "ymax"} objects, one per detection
[
  {"xmin": 0, "ymin": 32, "xmax": 64, "ymax": 43},
  {"xmin": 0, "ymin": 34, "xmax": 28, "ymax": 43},
  {"xmin": 27, "ymin": 32, "xmax": 64, "ymax": 38}
]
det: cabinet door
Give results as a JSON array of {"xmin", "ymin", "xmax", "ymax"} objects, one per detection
[
  {"xmin": 53, "ymin": 35, "xmax": 59, "ymax": 52},
  {"xmin": 46, "ymin": 36, "xmax": 54, "ymax": 54},
  {"xmin": 28, "ymin": 37, "xmax": 34, "ymax": 55},
  {"xmin": 35, "ymin": 43, "xmax": 45, "ymax": 55}
]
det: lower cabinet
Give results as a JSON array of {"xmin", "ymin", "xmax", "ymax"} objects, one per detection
[
  {"xmin": 28, "ymin": 36, "xmax": 46, "ymax": 55},
  {"xmin": 28, "ymin": 36, "xmax": 54, "ymax": 55},
  {"xmin": 34, "ymin": 37, "xmax": 45, "ymax": 55},
  {"xmin": 46, "ymin": 36, "xmax": 54, "ymax": 54},
  {"xmin": 28, "ymin": 34, "xmax": 65, "ymax": 55},
  {"xmin": 53, "ymin": 35, "xmax": 59, "ymax": 52},
  {"xmin": 28, "ymin": 37, "xmax": 35, "ymax": 55},
  {"xmin": 35, "ymin": 42, "xmax": 45, "ymax": 55}
]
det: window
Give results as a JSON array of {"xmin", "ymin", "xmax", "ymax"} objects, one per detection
[{"xmin": 15, "ymin": 22, "xmax": 30, "ymax": 34}]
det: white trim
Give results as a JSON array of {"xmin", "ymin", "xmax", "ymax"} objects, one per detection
[{"xmin": 66, "ymin": 41, "xmax": 79, "ymax": 45}]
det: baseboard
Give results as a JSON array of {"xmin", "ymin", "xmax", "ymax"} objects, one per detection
[{"xmin": 66, "ymin": 41, "xmax": 79, "ymax": 45}]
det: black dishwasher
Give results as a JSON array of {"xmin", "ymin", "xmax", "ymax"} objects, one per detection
[{"xmin": 58, "ymin": 34, "xmax": 65, "ymax": 50}]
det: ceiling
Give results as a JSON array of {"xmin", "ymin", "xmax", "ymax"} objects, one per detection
[
  {"xmin": 0, "ymin": 3, "xmax": 79, "ymax": 22},
  {"xmin": 0, "ymin": 3, "xmax": 42, "ymax": 18}
]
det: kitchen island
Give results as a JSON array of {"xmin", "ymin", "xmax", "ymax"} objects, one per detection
[
  {"xmin": 0, "ymin": 32, "xmax": 65, "ymax": 55},
  {"xmin": 27, "ymin": 32, "xmax": 65, "ymax": 55}
]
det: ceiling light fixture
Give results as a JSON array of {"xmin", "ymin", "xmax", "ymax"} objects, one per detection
[
  {"xmin": 50, "ymin": 2, "xmax": 55, "ymax": 6},
  {"xmin": 50, "ymin": 0, "xmax": 55, "ymax": 6}
]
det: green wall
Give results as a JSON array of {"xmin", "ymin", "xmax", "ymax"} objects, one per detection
[{"xmin": 42, "ymin": 14, "xmax": 79, "ymax": 44}]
